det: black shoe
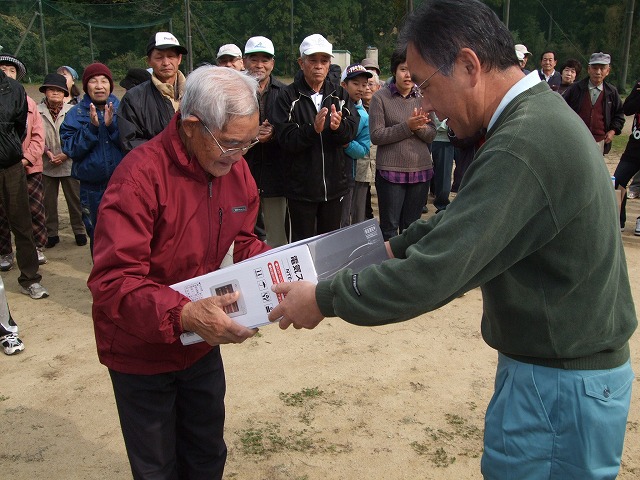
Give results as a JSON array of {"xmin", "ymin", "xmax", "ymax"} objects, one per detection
[
  {"xmin": 75, "ymin": 234, "xmax": 87, "ymax": 246},
  {"xmin": 45, "ymin": 236, "xmax": 60, "ymax": 248}
]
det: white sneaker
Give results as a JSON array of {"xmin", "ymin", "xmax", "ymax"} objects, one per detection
[
  {"xmin": 0, "ymin": 253, "xmax": 14, "ymax": 271},
  {"xmin": 37, "ymin": 248, "xmax": 47, "ymax": 265},
  {"xmin": 1, "ymin": 333, "xmax": 24, "ymax": 355},
  {"xmin": 20, "ymin": 282, "xmax": 49, "ymax": 300},
  {"xmin": 635, "ymin": 218, "xmax": 640, "ymax": 236}
]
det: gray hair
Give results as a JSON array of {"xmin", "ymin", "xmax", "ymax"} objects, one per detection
[
  {"xmin": 369, "ymin": 71, "xmax": 381, "ymax": 86},
  {"xmin": 181, "ymin": 65, "xmax": 258, "ymax": 131},
  {"xmin": 399, "ymin": 0, "xmax": 519, "ymax": 76}
]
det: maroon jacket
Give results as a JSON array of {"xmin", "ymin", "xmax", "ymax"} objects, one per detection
[{"xmin": 88, "ymin": 113, "xmax": 269, "ymax": 374}]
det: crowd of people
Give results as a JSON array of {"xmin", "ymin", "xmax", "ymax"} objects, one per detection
[{"xmin": 0, "ymin": 0, "xmax": 638, "ymax": 477}]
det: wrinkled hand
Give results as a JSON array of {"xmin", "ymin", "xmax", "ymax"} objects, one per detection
[
  {"xmin": 258, "ymin": 119, "xmax": 274, "ymax": 143},
  {"xmin": 329, "ymin": 104, "xmax": 342, "ymax": 131},
  {"xmin": 180, "ymin": 292, "xmax": 258, "ymax": 345},
  {"xmin": 50, "ymin": 152, "xmax": 68, "ymax": 166},
  {"xmin": 267, "ymin": 281, "xmax": 324, "ymax": 330},
  {"xmin": 103, "ymin": 102, "xmax": 114, "ymax": 127},
  {"xmin": 604, "ymin": 130, "xmax": 615, "ymax": 144},
  {"xmin": 89, "ymin": 103, "xmax": 100, "ymax": 126},
  {"xmin": 407, "ymin": 107, "xmax": 429, "ymax": 131},
  {"xmin": 314, "ymin": 107, "xmax": 328, "ymax": 133}
]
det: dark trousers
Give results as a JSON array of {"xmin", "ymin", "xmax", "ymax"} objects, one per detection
[
  {"xmin": 287, "ymin": 196, "xmax": 342, "ymax": 242},
  {"xmin": 0, "ymin": 171, "xmax": 47, "ymax": 252},
  {"xmin": 375, "ymin": 171, "xmax": 429, "ymax": 241},
  {"xmin": 431, "ymin": 141, "xmax": 454, "ymax": 211},
  {"xmin": 80, "ymin": 182, "xmax": 107, "ymax": 254},
  {"xmin": 109, "ymin": 349, "xmax": 227, "ymax": 480},
  {"xmin": 452, "ymin": 146, "xmax": 475, "ymax": 193},
  {"xmin": 613, "ymin": 148, "xmax": 640, "ymax": 227},
  {"xmin": 0, "ymin": 162, "xmax": 40, "ymax": 288}
]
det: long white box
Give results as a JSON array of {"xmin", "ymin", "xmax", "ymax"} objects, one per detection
[{"xmin": 171, "ymin": 219, "xmax": 386, "ymax": 345}]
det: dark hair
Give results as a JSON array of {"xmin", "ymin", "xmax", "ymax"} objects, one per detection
[
  {"xmin": 390, "ymin": 49, "xmax": 406, "ymax": 75},
  {"xmin": 398, "ymin": 0, "xmax": 518, "ymax": 76},
  {"xmin": 560, "ymin": 58, "xmax": 582, "ymax": 77},
  {"xmin": 540, "ymin": 50, "xmax": 556, "ymax": 61}
]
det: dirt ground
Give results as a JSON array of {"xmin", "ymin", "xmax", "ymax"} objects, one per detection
[{"xmin": 1, "ymin": 91, "xmax": 639, "ymax": 479}]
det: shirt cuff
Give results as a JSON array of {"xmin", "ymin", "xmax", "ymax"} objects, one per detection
[{"xmin": 315, "ymin": 280, "xmax": 336, "ymax": 318}]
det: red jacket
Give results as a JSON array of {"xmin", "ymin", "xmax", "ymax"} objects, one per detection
[{"xmin": 88, "ymin": 113, "xmax": 269, "ymax": 374}]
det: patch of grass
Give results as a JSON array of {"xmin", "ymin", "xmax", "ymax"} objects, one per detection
[
  {"xmin": 0, "ymin": 395, "xmax": 9, "ymax": 401},
  {"xmin": 410, "ymin": 412, "xmax": 483, "ymax": 467},
  {"xmin": 432, "ymin": 447, "xmax": 456, "ymax": 467},
  {"xmin": 410, "ymin": 440, "xmax": 430, "ymax": 455},
  {"xmin": 279, "ymin": 386, "xmax": 323, "ymax": 407},
  {"xmin": 235, "ymin": 421, "xmax": 351, "ymax": 457},
  {"xmin": 611, "ymin": 134, "xmax": 629, "ymax": 156}
]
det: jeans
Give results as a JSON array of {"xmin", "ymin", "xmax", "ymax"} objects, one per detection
[{"xmin": 375, "ymin": 171, "xmax": 429, "ymax": 241}]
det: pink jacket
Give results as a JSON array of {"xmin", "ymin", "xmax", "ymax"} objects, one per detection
[{"xmin": 22, "ymin": 96, "xmax": 45, "ymax": 174}]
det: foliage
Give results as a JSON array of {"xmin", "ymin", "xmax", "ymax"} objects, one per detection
[{"xmin": 0, "ymin": 0, "xmax": 638, "ymax": 91}]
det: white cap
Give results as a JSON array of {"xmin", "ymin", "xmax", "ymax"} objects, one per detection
[
  {"xmin": 216, "ymin": 44, "xmax": 242, "ymax": 59},
  {"xmin": 516, "ymin": 50, "xmax": 525, "ymax": 61},
  {"xmin": 515, "ymin": 44, "xmax": 531, "ymax": 57},
  {"xmin": 299, "ymin": 34, "xmax": 333, "ymax": 57},
  {"xmin": 244, "ymin": 36, "xmax": 275, "ymax": 57}
]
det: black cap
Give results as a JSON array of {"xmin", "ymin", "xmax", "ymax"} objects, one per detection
[{"xmin": 120, "ymin": 68, "xmax": 151, "ymax": 90}]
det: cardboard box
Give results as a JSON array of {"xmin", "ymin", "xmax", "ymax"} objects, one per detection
[{"xmin": 171, "ymin": 219, "xmax": 387, "ymax": 345}]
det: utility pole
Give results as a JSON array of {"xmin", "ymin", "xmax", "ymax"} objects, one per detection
[
  {"xmin": 503, "ymin": 0, "xmax": 511, "ymax": 29},
  {"xmin": 184, "ymin": 0, "xmax": 193, "ymax": 73},
  {"xmin": 89, "ymin": 24, "xmax": 94, "ymax": 61},
  {"xmin": 619, "ymin": 0, "xmax": 635, "ymax": 93},
  {"xmin": 38, "ymin": 0, "xmax": 48, "ymax": 73}
]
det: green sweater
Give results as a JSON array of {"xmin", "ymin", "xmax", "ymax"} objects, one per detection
[{"xmin": 316, "ymin": 81, "xmax": 637, "ymax": 370}]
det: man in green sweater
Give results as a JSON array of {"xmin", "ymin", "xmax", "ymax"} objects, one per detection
[{"xmin": 268, "ymin": 0, "xmax": 637, "ymax": 478}]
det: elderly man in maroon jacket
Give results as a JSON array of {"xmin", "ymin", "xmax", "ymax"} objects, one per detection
[
  {"xmin": 564, "ymin": 52, "xmax": 625, "ymax": 155},
  {"xmin": 88, "ymin": 66, "xmax": 268, "ymax": 480}
]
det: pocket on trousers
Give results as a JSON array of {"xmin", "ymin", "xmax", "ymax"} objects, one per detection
[{"xmin": 583, "ymin": 364, "xmax": 635, "ymax": 402}]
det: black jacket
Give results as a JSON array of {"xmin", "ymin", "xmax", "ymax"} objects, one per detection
[
  {"xmin": 621, "ymin": 78, "xmax": 640, "ymax": 158},
  {"xmin": 563, "ymin": 77, "xmax": 625, "ymax": 154},
  {"xmin": 243, "ymin": 75, "xmax": 288, "ymax": 197},
  {"xmin": 0, "ymin": 70, "xmax": 27, "ymax": 168},
  {"xmin": 117, "ymin": 80, "xmax": 175, "ymax": 153},
  {"xmin": 272, "ymin": 75, "xmax": 359, "ymax": 202},
  {"xmin": 538, "ymin": 69, "xmax": 562, "ymax": 91}
]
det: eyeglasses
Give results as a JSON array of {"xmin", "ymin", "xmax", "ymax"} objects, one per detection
[
  {"xmin": 417, "ymin": 65, "xmax": 444, "ymax": 95},
  {"xmin": 193, "ymin": 115, "xmax": 259, "ymax": 158}
]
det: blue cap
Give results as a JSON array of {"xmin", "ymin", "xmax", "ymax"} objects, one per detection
[{"xmin": 62, "ymin": 65, "xmax": 78, "ymax": 80}]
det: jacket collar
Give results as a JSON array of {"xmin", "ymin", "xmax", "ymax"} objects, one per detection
[
  {"xmin": 294, "ymin": 75, "xmax": 336, "ymax": 97},
  {"xmin": 162, "ymin": 112, "xmax": 215, "ymax": 183}
]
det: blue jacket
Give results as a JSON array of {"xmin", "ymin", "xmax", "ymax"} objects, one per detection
[
  {"xmin": 61, "ymin": 93, "xmax": 124, "ymax": 185},
  {"xmin": 344, "ymin": 101, "xmax": 370, "ymax": 161}
]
